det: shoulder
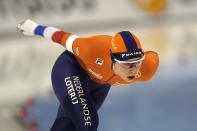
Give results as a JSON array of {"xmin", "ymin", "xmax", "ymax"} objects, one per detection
[
  {"xmin": 136, "ymin": 51, "xmax": 159, "ymax": 82},
  {"xmin": 82, "ymin": 35, "xmax": 112, "ymax": 46},
  {"xmin": 144, "ymin": 51, "xmax": 159, "ymax": 65},
  {"xmin": 74, "ymin": 35, "xmax": 112, "ymax": 54},
  {"xmin": 75, "ymin": 35, "xmax": 112, "ymax": 46},
  {"xmin": 71, "ymin": 35, "xmax": 112, "ymax": 65}
]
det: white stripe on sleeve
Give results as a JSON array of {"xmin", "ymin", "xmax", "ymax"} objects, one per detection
[
  {"xmin": 66, "ymin": 35, "xmax": 79, "ymax": 53},
  {"xmin": 43, "ymin": 27, "xmax": 59, "ymax": 40}
]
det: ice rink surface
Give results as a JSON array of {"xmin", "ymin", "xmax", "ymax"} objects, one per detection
[{"xmin": 99, "ymin": 61, "xmax": 197, "ymax": 131}]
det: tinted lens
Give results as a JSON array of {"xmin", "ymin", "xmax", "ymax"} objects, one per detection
[
  {"xmin": 119, "ymin": 61, "xmax": 142, "ymax": 68},
  {"xmin": 119, "ymin": 63, "xmax": 134, "ymax": 68}
]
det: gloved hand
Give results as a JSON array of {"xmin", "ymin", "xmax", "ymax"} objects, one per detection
[{"xmin": 17, "ymin": 19, "xmax": 38, "ymax": 36}]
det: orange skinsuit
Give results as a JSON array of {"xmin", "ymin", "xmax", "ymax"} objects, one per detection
[{"xmin": 34, "ymin": 26, "xmax": 159, "ymax": 86}]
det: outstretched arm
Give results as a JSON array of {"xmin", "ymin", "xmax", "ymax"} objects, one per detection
[{"xmin": 17, "ymin": 19, "xmax": 79, "ymax": 49}]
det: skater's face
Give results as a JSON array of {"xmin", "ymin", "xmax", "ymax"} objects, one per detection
[{"xmin": 113, "ymin": 57, "xmax": 144, "ymax": 82}]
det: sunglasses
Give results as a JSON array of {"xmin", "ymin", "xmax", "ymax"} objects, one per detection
[{"xmin": 114, "ymin": 55, "xmax": 145, "ymax": 69}]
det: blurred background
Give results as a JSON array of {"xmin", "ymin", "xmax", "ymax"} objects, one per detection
[{"xmin": 0, "ymin": 0, "xmax": 197, "ymax": 130}]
